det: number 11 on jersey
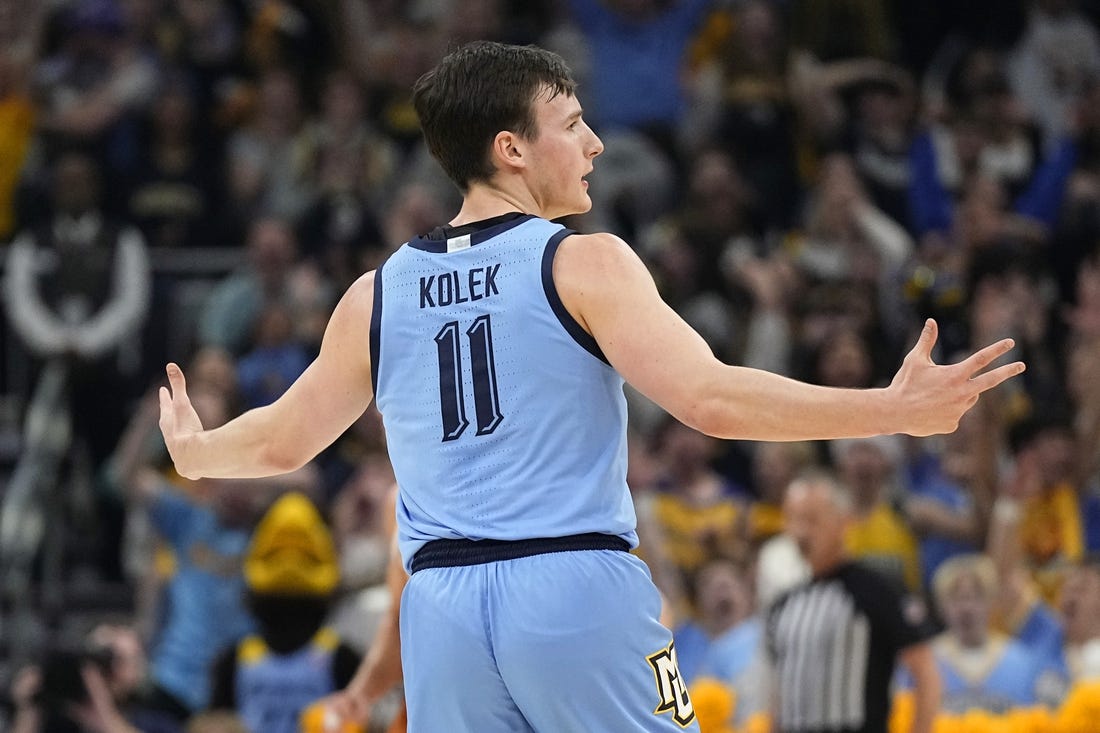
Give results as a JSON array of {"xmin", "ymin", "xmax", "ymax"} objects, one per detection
[{"xmin": 434, "ymin": 314, "xmax": 504, "ymax": 442}]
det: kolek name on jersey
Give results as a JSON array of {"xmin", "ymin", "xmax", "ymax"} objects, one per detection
[{"xmin": 419, "ymin": 264, "xmax": 501, "ymax": 309}]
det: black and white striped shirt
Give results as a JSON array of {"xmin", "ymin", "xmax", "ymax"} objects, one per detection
[{"xmin": 766, "ymin": 562, "xmax": 933, "ymax": 733}]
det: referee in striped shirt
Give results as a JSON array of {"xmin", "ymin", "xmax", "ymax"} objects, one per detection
[{"xmin": 767, "ymin": 472, "xmax": 941, "ymax": 733}]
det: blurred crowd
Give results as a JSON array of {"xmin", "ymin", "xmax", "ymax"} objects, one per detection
[{"xmin": 4, "ymin": 0, "xmax": 1100, "ymax": 731}]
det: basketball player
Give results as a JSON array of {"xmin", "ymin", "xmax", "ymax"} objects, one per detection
[{"xmin": 159, "ymin": 42, "xmax": 1024, "ymax": 732}]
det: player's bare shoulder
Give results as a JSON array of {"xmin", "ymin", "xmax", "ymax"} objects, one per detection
[
  {"xmin": 554, "ymin": 230, "xmax": 655, "ymax": 316},
  {"xmin": 336, "ymin": 270, "xmax": 377, "ymax": 319},
  {"xmin": 556, "ymin": 230, "xmax": 633, "ymax": 272},
  {"xmin": 323, "ymin": 269, "xmax": 378, "ymax": 350},
  {"xmin": 555, "ymin": 231, "xmax": 648, "ymax": 292},
  {"xmin": 348, "ymin": 269, "xmax": 378, "ymax": 304}
]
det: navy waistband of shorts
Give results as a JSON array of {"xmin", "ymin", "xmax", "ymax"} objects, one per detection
[{"xmin": 410, "ymin": 532, "xmax": 631, "ymax": 573}]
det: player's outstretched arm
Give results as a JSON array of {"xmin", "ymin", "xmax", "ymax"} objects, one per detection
[
  {"xmin": 159, "ymin": 271, "xmax": 378, "ymax": 479},
  {"xmin": 554, "ymin": 233, "xmax": 1024, "ymax": 440}
]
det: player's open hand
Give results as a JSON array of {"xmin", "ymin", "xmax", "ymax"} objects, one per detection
[
  {"xmin": 887, "ymin": 319, "xmax": 1025, "ymax": 437},
  {"xmin": 158, "ymin": 363, "xmax": 205, "ymax": 479}
]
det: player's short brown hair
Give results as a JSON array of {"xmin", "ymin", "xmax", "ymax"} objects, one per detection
[{"xmin": 413, "ymin": 41, "xmax": 577, "ymax": 192}]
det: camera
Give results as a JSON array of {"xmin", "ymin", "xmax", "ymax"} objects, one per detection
[{"xmin": 35, "ymin": 644, "xmax": 115, "ymax": 710}]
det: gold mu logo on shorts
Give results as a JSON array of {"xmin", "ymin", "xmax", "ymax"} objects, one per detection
[{"xmin": 646, "ymin": 641, "xmax": 695, "ymax": 728}]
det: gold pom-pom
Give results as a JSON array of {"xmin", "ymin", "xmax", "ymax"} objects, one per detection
[{"xmin": 689, "ymin": 677, "xmax": 737, "ymax": 733}]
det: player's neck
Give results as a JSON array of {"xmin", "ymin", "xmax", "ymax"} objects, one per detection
[{"xmin": 452, "ymin": 180, "xmax": 544, "ymax": 226}]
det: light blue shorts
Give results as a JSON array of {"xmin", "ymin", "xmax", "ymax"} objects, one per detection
[{"xmin": 399, "ymin": 548, "xmax": 700, "ymax": 732}]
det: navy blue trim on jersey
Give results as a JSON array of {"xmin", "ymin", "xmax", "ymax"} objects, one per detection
[
  {"xmin": 410, "ymin": 532, "xmax": 630, "ymax": 573},
  {"xmin": 369, "ymin": 260, "xmax": 385, "ymax": 393},
  {"xmin": 541, "ymin": 230, "xmax": 610, "ymax": 365},
  {"xmin": 406, "ymin": 213, "xmax": 537, "ymax": 253}
]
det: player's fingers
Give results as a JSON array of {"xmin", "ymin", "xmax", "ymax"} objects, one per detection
[
  {"xmin": 343, "ymin": 701, "xmax": 370, "ymax": 726},
  {"xmin": 158, "ymin": 386, "xmax": 173, "ymax": 428},
  {"xmin": 907, "ymin": 318, "xmax": 938, "ymax": 363},
  {"xmin": 322, "ymin": 696, "xmax": 369, "ymax": 727},
  {"xmin": 957, "ymin": 338, "xmax": 1016, "ymax": 376},
  {"xmin": 326, "ymin": 697, "xmax": 351, "ymax": 719},
  {"xmin": 335, "ymin": 690, "xmax": 373, "ymax": 723},
  {"xmin": 969, "ymin": 361, "xmax": 1027, "ymax": 394},
  {"xmin": 166, "ymin": 362, "xmax": 190, "ymax": 404}
]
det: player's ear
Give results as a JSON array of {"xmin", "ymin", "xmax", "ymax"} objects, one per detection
[{"xmin": 491, "ymin": 130, "xmax": 525, "ymax": 174}]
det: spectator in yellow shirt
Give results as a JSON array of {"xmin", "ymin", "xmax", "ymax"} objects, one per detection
[
  {"xmin": 1005, "ymin": 414, "xmax": 1083, "ymax": 606},
  {"xmin": 747, "ymin": 440, "xmax": 817, "ymax": 547},
  {"xmin": 833, "ymin": 435, "xmax": 923, "ymax": 592},
  {"xmin": 651, "ymin": 420, "xmax": 750, "ymax": 579}
]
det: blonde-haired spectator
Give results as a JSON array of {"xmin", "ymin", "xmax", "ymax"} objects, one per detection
[{"xmin": 917, "ymin": 553, "xmax": 1061, "ymax": 712}]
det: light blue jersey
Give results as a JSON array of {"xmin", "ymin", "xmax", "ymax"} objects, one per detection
[
  {"xmin": 897, "ymin": 634, "xmax": 1059, "ymax": 714},
  {"xmin": 235, "ymin": 631, "xmax": 339, "ymax": 733},
  {"xmin": 371, "ymin": 214, "xmax": 638, "ymax": 570},
  {"xmin": 934, "ymin": 636, "xmax": 1046, "ymax": 713},
  {"xmin": 147, "ymin": 488, "xmax": 254, "ymax": 711},
  {"xmin": 371, "ymin": 214, "xmax": 697, "ymax": 732}
]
